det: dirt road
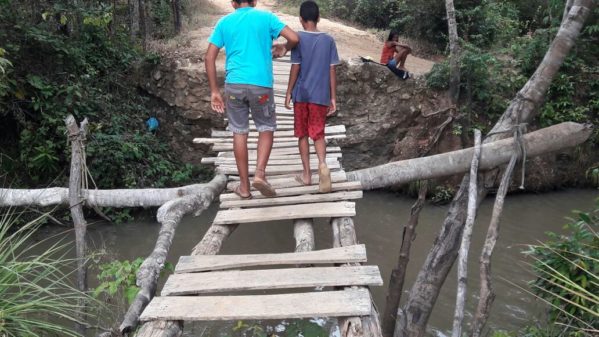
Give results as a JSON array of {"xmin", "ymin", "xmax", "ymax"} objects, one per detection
[{"xmin": 161, "ymin": 0, "xmax": 434, "ymax": 75}]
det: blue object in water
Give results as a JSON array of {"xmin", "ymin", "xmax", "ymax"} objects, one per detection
[{"xmin": 146, "ymin": 117, "xmax": 159, "ymax": 132}]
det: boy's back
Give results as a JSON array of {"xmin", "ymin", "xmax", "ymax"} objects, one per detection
[
  {"xmin": 291, "ymin": 31, "xmax": 339, "ymax": 106},
  {"xmin": 209, "ymin": 7, "xmax": 285, "ymax": 88}
]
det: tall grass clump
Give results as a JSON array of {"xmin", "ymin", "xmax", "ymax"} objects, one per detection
[
  {"xmin": 0, "ymin": 211, "xmax": 94, "ymax": 337},
  {"xmin": 525, "ymin": 200, "xmax": 599, "ymax": 336}
]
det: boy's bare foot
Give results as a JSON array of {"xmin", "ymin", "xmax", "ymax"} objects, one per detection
[
  {"xmin": 294, "ymin": 172, "xmax": 312, "ymax": 186},
  {"xmin": 318, "ymin": 163, "xmax": 332, "ymax": 193}
]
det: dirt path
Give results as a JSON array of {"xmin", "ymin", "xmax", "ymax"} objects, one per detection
[{"xmin": 156, "ymin": 0, "xmax": 434, "ymax": 75}]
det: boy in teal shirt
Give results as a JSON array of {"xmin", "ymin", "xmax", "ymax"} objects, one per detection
[{"xmin": 205, "ymin": 0, "xmax": 298, "ymax": 198}]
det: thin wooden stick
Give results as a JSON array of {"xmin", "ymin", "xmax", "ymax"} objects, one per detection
[
  {"xmin": 382, "ymin": 182, "xmax": 427, "ymax": 337},
  {"xmin": 452, "ymin": 129, "xmax": 482, "ymax": 337}
]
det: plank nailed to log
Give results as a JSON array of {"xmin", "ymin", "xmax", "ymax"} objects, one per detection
[
  {"xmin": 213, "ymin": 202, "xmax": 356, "ymax": 225},
  {"xmin": 140, "ymin": 289, "xmax": 372, "ymax": 322},
  {"xmin": 175, "ymin": 245, "xmax": 368, "ymax": 273},
  {"xmin": 162, "ymin": 266, "xmax": 383, "ymax": 295}
]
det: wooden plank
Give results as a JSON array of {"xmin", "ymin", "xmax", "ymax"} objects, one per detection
[
  {"xmin": 175, "ymin": 245, "xmax": 367, "ymax": 273},
  {"xmin": 212, "ymin": 201, "xmax": 355, "ymax": 225},
  {"xmin": 211, "ymin": 125, "xmax": 346, "ymax": 138},
  {"xmin": 194, "ymin": 134, "xmax": 345, "ymax": 145},
  {"xmin": 220, "ymin": 190, "xmax": 363, "ymax": 209},
  {"xmin": 202, "ymin": 154, "xmax": 341, "ymax": 165},
  {"xmin": 216, "ymin": 161, "xmax": 341, "ymax": 175},
  {"xmin": 208, "ymin": 153, "xmax": 342, "ymax": 165},
  {"xmin": 162, "ymin": 266, "xmax": 382, "ymax": 295},
  {"xmin": 214, "ymin": 156, "xmax": 340, "ymax": 166},
  {"xmin": 226, "ymin": 170, "xmax": 347, "ymax": 190},
  {"xmin": 217, "ymin": 162, "xmax": 341, "ymax": 175},
  {"xmin": 217, "ymin": 146, "xmax": 342, "ymax": 157},
  {"xmin": 139, "ymin": 289, "xmax": 371, "ymax": 321},
  {"xmin": 221, "ymin": 181, "xmax": 362, "ymax": 201},
  {"xmin": 212, "ymin": 141, "xmax": 301, "ymax": 151}
]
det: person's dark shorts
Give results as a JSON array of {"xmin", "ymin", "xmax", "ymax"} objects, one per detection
[{"xmin": 225, "ymin": 84, "xmax": 277, "ymax": 134}]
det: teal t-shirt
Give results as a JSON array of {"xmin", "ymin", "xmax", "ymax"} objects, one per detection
[{"xmin": 208, "ymin": 7, "xmax": 285, "ymax": 88}]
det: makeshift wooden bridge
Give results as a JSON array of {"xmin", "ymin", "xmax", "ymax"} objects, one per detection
[{"xmin": 140, "ymin": 57, "xmax": 383, "ymax": 331}]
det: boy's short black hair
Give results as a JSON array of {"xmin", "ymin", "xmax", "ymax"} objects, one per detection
[
  {"xmin": 300, "ymin": 1, "xmax": 319, "ymax": 23},
  {"xmin": 233, "ymin": 0, "xmax": 254, "ymax": 4}
]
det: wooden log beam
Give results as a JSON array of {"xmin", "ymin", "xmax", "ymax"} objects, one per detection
[
  {"xmin": 348, "ymin": 122, "xmax": 593, "ymax": 190},
  {"xmin": 118, "ymin": 174, "xmax": 227, "ymax": 335},
  {"xmin": 332, "ymin": 217, "xmax": 383, "ymax": 337},
  {"xmin": 0, "ymin": 184, "xmax": 224, "ymax": 208}
]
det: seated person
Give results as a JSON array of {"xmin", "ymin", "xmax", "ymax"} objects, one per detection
[{"xmin": 380, "ymin": 31, "xmax": 411, "ymax": 79}]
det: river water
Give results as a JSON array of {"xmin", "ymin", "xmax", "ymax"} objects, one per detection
[{"xmin": 36, "ymin": 188, "xmax": 597, "ymax": 336}]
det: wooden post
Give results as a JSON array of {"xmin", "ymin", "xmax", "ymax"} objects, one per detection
[
  {"xmin": 172, "ymin": 0, "xmax": 182, "ymax": 34},
  {"xmin": 381, "ymin": 183, "xmax": 427, "ymax": 337},
  {"xmin": 65, "ymin": 115, "xmax": 89, "ymax": 335},
  {"xmin": 332, "ymin": 217, "xmax": 383, "ymax": 337},
  {"xmin": 452, "ymin": 130, "xmax": 482, "ymax": 337}
]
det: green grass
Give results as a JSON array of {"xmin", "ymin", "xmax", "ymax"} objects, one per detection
[{"xmin": 0, "ymin": 210, "xmax": 97, "ymax": 337}]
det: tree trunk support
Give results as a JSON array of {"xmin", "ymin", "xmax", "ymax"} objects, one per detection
[
  {"xmin": 66, "ymin": 114, "xmax": 89, "ymax": 335},
  {"xmin": 118, "ymin": 174, "xmax": 227, "ymax": 335},
  {"xmin": 451, "ymin": 130, "xmax": 482, "ymax": 337},
  {"xmin": 382, "ymin": 182, "xmax": 427, "ymax": 337},
  {"xmin": 395, "ymin": 2, "xmax": 596, "ymax": 336},
  {"xmin": 332, "ymin": 217, "xmax": 383, "ymax": 337}
]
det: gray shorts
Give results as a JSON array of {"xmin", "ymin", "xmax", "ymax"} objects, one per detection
[{"xmin": 225, "ymin": 84, "xmax": 277, "ymax": 134}]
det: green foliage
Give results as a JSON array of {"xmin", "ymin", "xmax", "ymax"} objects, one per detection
[
  {"xmin": 0, "ymin": 212, "xmax": 99, "ymax": 336},
  {"xmin": 525, "ymin": 201, "xmax": 599, "ymax": 334},
  {"xmin": 228, "ymin": 320, "xmax": 328, "ymax": 337},
  {"xmin": 0, "ymin": 0, "xmax": 207, "ymax": 192},
  {"xmin": 431, "ymin": 185, "xmax": 454, "ymax": 205},
  {"xmin": 94, "ymin": 257, "xmax": 174, "ymax": 305}
]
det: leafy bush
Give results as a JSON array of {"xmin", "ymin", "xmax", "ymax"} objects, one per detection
[
  {"xmin": 525, "ymin": 201, "xmax": 599, "ymax": 334},
  {"xmin": 94, "ymin": 257, "xmax": 173, "ymax": 305},
  {"xmin": 0, "ymin": 0, "xmax": 206, "ymax": 191},
  {"xmin": 0, "ymin": 212, "xmax": 98, "ymax": 336}
]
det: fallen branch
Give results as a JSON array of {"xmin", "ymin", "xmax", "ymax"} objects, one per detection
[
  {"xmin": 452, "ymin": 130, "xmax": 482, "ymax": 337},
  {"xmin": 348, "ymin": 122, "xmax": 592, "ymax": 190},
  {"xmin": 117, "ymin": 174, "xmax": 227, "ymax": 335},
  {"xmin": 470, "ymin": 152, "xmax": 520, "ymax": 337},
  {"xmin": 383, "ymin": 182, "xmax": 428, "ymax": 337}
]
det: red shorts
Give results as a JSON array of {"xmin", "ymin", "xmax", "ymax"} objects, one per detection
[{"xmin": 293, "ymin": 102, "xmax": 328, "ymax": 141}]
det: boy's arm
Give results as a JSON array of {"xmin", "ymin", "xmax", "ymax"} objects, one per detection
[
  {"xmin": 328, "ymin": 65, "xmax": 337, "ymax": 115},
  {"xmin": 205, "ymin": 43, "xmax": 224, "ymax": 114},
  {"xmin": 273, "ymin": 26, "xmax": 299, "ymax": 58},
  {"xmin": 285, "ymin": 64, "xmax": 300, "ymax": 110}
]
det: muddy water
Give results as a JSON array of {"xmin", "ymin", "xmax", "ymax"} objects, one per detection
[{"xmin": 38, "ymin": 189, "xmax": 597, "ymax": 336}]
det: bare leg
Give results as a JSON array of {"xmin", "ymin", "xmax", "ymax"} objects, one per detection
[
  {"xmin": 314, "ymin": 138, "xmax": 326, "ymax": 165},
  {"xmin": 314, "ymin": 138, "xmax": 331, "ymax": 193},
  {"xmin": 298, "ymin": 136, "xmax": 311, "ymax": 184},
  {"xmin": 254, "ymin": 131, "xmax": 274, "ymax": 182},
  {"xmin": 395, "ymin": 47, "xmax": 411, "ymax": 70},
  {"xmin": 233, "ymin": 133, "xmax": 250, "ymax": 197}
]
